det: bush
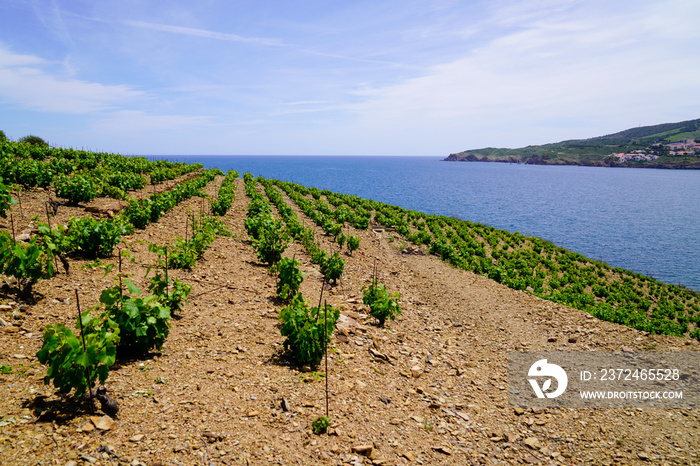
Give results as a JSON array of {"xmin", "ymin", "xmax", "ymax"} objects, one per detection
[
  {"xmin": 148, "ymin": 271, "xmax": 191, "ymax": 316},
  {"xmin": 55, "ymin": 175, "xmax": 97, "ymax": 205},
  {"xmin": 321, "ymin": 251, "xmax": 344, "ymax": 285},
  {"xmin": 122, "ymin": 198, "xmax": 152, "ymax": 229},
  {"xmin": 275, "ymin": 257, "xmax": 304, "ymax": 301},
  {"xmin": 36, "ymin": 310, "xmax": 120, "ymax": 396},
  {"xmin": 346, "ymin": 235, "xmax": 360, "ymax": 254},
  {"xmin": 363, "ymin": 280, "xmax": 401, "ymax": 326},
  {"xmin": 166, "ymin": 238, "xmax": 198, "ymax": 269},
  {"xmin": 244, "ymin": 211, "xmax": 276, "ymax": 240},
  {"xmin": 279, "ymin": 293, "xmax": 339, "ymax": 367},
  {"xmin": 19, "ymin": 134, "xmax": 48, "ymax": 146},
  {"xmin": 253, "ymin": 226, "xmax": 290, "ymax": 265},
  {"xmin": 100, "ymin": 281, "xmax": 171, "ymax": 354},
  {"xmin": 66, "ymin": 216, "xmax": 130, "ymax": 258},
  {"xmin": 0, "ymin": 178, "xmax": 17, "ymax": 218},
  {"xmin": 0, "ymin": 231, "xmax": 57, "ymax": 295}
]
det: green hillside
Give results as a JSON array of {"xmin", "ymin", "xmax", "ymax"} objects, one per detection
[{"xmin": 446, "ymin": 118, "xmax": 700, "ymax": 168}]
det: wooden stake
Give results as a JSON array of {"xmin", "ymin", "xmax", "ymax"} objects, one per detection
[
  {"xmin": 75, "ymin": 290, "xmax": 95, "ymax": 413},
  {"xmin": 44, "ymin": 202, "xmax": 52, "ymax": 229},
  {"xmin": 10, "ymin": 212, "xmax": 15, "ymax": 242},
  {"xmin": 16, "ymin": 189, "xmax": 22, "ymax": 218},
  {"xmin": 324, "ymin": 298, "xmax": 329, "ymax": 418},
  {"xmin": 118, "ymin": 250, "xmax": 123, "ymax": 304},
  {"xmin": 164, "ymin": 247, "xmax": 169, "ymax": 299}
]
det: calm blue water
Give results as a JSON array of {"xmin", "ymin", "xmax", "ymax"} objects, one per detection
[{"xmin": 151, "ymin": 156, "xmax": 700, "ymax": 291}]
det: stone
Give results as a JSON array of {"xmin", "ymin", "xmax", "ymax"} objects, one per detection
[
  {"xmin": 432, "ymin": 446, "xmax": 452, "ymax": 455},
  {"xmin": 93, "ymin": 415, "xmax": 115, "ymax": 431},
  {"xmin": 3, "ymin": 327, "xmax": 20, "ymax": 333},
  {"xmin": 401, "ymin": 451, "xmax": 416, "ymax": 462},
  {"xmin": 547, "ymin": 337, "xmax": 557, "ymax": 342},
  {"xmin": 336, "ymin": 314, "xmax": 360, "ymax": 333},
  {"xmin": 247, "ymin": 411, "xmax": 259, "ymax": 417},
  {"xmin": 514, "ymin": 408, "xmax": 525, "ymax": 415},
  {"xmin": 12, "ymin": 354, "xmax": 26, "ymax": 359},
  {"xmin": 523, "ymin": 456, "xmax": 541, "ymax": 463},
  {"xmin": 351, "ymin": 445, "xmax": 374, "ymax": 457},
  {"xmin": 80, "ymin": 422, "xmax": 95, "ymax": 433},
  {"xmin": 411, "ymin": 365, "xmax": 423, "ymax": 378},
  {"xmin": 523, "ymin": 437, "xmax": 542, "ymax": 450},
  {"xmin": 129, "ymin": 434, "xmax": 145, "ymax": 442},
  {"xmin": 281, "ymin": 398, "xmax": 291, "ymax": 412},
  {"xmin": 638, "ymin": 452, "xmax": 650, "ymax": 461},
  {"xmin": 568, "ymin": 336, "xmax": 578, "ymax": 344}
]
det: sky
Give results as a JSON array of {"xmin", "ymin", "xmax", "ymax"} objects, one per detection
[{"xmin": 0, "ymin": 0, "xmax": 699, "ymax": 156}]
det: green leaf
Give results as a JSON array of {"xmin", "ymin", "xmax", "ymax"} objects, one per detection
[{"xmin": 125, "ymin": 280, "xmax": 141, "ymax": 296}]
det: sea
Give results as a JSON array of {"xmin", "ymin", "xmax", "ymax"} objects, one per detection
[{"xmin": 149, "ymin": 156, "xmax": 700, "ymax": 291}]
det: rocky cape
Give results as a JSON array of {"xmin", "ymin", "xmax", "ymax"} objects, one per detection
[{"xmin": 443, "ymin": 152, "xmax": 700, "ymax": 169}]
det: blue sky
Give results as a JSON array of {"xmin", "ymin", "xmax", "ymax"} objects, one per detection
[{"xmin": 0, "ymin": 0, "xmax": 698, "ymax": 155}]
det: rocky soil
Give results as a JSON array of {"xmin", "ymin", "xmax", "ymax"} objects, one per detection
[{"xmin": 1, "ymin": 175, "xmax": 699, "ymax": 465}]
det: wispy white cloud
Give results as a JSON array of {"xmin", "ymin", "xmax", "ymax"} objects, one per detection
[
  {"xmin": 125, "ymin": 20, "xmax": 285, "ymax": 47},
  {"xmin": 339, "ymin": 0, "xmax": 700, "ymax": 152},
  {"xmin": 91, "ymin": 110, "xmax": 211, "ymax": 133},
  {"xmin": 0, "ymin": 45, "xmax": 143, "ymax": 113},
  {"xmin": 30, "ymin": 0, "xmax": 72, "ymax": 45}
]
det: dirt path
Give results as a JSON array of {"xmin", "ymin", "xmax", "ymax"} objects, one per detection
[{"xmin": 0, "ymin": 179, "xmax": 698, "ymax": 465}]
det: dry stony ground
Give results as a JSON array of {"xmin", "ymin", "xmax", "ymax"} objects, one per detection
[{"xmin": 0, "ymin": 175, "xmax": 699, "ymax": 466}]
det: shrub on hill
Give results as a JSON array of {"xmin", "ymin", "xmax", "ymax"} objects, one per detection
[{"xmin": 19, "ymin": 135, "xmax": 48, "ymax": 146}]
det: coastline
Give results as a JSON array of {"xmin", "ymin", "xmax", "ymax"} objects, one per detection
[{"xmin": 443, "ymin": 153, "xmax": 700, "ymax": 169}]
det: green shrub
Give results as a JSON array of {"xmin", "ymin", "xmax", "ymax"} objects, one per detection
[
  {"xmin": 0, "ymin": 231, "xmax": 57, "ymax": 295},
  {"xmin": 55, "ymin": 175, "xmax": 97, "ymax": 205},
  {"xmin": 253, "ymin": 226, "xmax": 290, "ymax": 265},
  {"xmin": 275, "ymin": 257, "xmax": 304, "ymax": 301},
  {"xmin": 166, "ymin": 238, "xmax": 197, "ymax": 269},
  {"xmin": 363, "ymin": 280, "xmax": 401, "ymax": 326},
  {"xmin": 346, "ymin": 235, "xmax": 360, "ymax": 254},
  {"xmin": 148, "ymin": 272, "xmax": 191, "ymax": 316},
  {"xmin": 244, "ymin": 211, "xmax": 276, "ymax": 240},
  {"xmin": 122, "ymin": 198, "xmax": 152, "ymax": 229},
  {"xmin": 321, "ymin": 251, "xmax": 344, "ymax": 285},
  {"xmin": 36, "ymin": 311, "xmax": 120, "ymax": 396},
  {"xmin": 100, "ymin": 281, "xmax": 171, "ymax": 354},
  {"xmin": 312, "ymin": 416, "xmax": 330, "ymax": 435},
  {"xmin": 0, "ymin": 179, "xmax": 17, "ymax": 218},
  {"xmin": 19, "ymin": 134, "xmax": 48, "ymax": 146},
  {"xmin": 66, "ymin": 216, "xmax": 130, "ymax": 258},
  {"xmin": 279, "ymin": 293, "xmax": 339, "ymax": 367}
]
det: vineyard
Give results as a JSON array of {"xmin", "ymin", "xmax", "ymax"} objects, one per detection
[{"xmin": 1, "ymin": 139, "xmax": 699, "ymax": 465}]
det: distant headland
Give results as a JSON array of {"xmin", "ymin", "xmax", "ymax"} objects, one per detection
[{"xmin": 445, "ymin": 118, "xmax": 700, "ymax": 169}]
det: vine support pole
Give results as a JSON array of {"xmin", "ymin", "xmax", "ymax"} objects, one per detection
[
  {"xmin": 164, "ymin": 247, "xmax": 169, "ymax": 299},
  {"xmin": 44, "ymin": 201, "xmax": 60, "ymax": 273},
  {"xmin": 75, "ymin": 290, "xmax": 95, "ymax": 413},
  {"xmin": 118, "ymin": 250, "xmax": 123, "ymax": 304},
  {"xmin": 44, "ymin": 202, "xmax": 52, "ymax": 229},
  {"xmin": 15, "ymin": 189, "xmax": 22, "ymax": 218},
  {"xmin": 324, "ymin": 299, "xmax": 329, "ymax": 418},
  {"xmin": 10, "ymin": 212, "xmax": 15, "ymax": 242}
]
